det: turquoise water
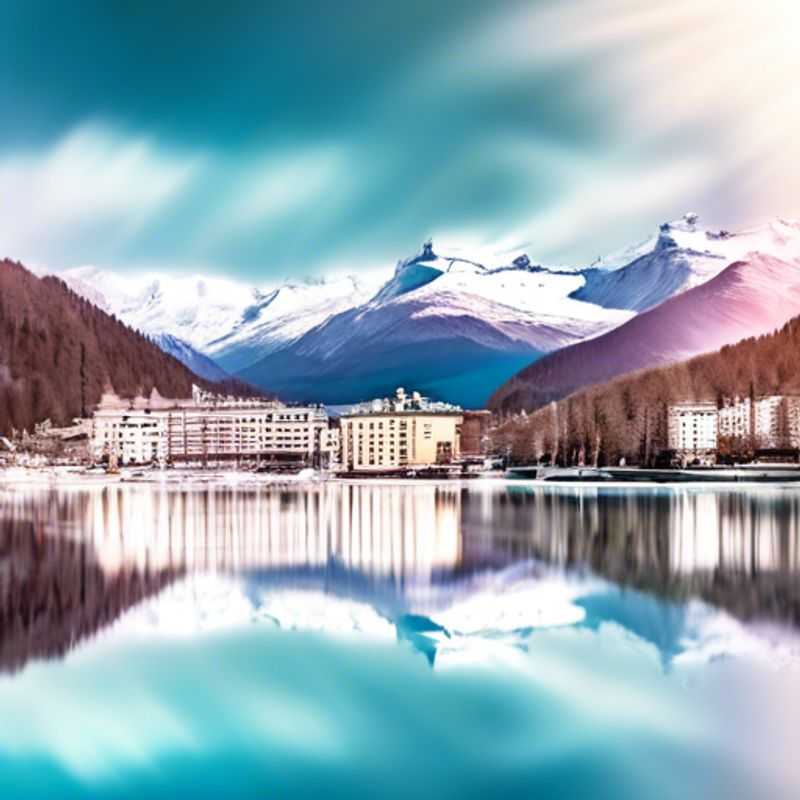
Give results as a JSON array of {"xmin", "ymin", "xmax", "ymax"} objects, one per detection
[{"xmin": 1, "ymin": 482, "xmax": 799, "ymax": 798}]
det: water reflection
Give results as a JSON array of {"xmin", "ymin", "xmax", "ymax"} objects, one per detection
[
  {"xmin": 478, "ymin": 486, "xmax": 800, "ymax": 626},
  {"xmin": 2, "ymin": 482, "xmax": 800, "ymax": 671}
]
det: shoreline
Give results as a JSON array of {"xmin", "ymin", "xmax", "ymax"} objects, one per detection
[{"xmin": 3, "ymin": 465, "xmax": 800, "ymax": 490}]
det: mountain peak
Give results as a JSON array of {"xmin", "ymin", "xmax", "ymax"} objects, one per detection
[{"xmin": 397, "ymin": 239, "xmax": 440, "ymax": 273}]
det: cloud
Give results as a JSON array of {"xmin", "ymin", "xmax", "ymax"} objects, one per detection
[
  {"xmin": 4, "ymin": 2, "xmax": 800, "ymax": 278},
  {"xmin": 0, "ymin": 123, "xmax": 203, "ymax": 266},
  {"xmin": 197, "ymin": 146, "xmax": 351, "ymax": 251}
]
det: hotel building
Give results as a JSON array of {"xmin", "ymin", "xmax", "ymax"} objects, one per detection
[
  {"xmin": 91, "ymin": 386, "xmax": 336, "ymax": 467},
  {"xmin": 718, "ymin": 396, "xmax": 752, "ymax": 441},
  {"xmin": 340, "ymin": 388, "xmax": 463, "ymax": 471},
  {"xmin": 718, "ymin": 395, "xmax": 800, "ymax": 448}
]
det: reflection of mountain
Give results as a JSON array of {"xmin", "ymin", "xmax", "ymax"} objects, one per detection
[
  {"xmin": 3, "ymin": 483, "xmax": 800, "ymax": 672},
  {"xmin": 463, "ymin": 487, "xmax": 800, "ymax": 626}
]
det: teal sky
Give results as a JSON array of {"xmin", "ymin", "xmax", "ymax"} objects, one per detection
[{"xmin": 2, "ymin": 0, "xmax": 800, "ymax": 279}]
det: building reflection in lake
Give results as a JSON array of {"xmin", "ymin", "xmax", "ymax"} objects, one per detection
[
  {"xmin": 464, "ymin": 486, "xmax": 800, "ymax": 625},
  {"xmin": 2, "ymin": 482, "xmax": 800, "ymax": 671}
]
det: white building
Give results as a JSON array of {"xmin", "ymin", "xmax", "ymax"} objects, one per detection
[
  {"xmin": 717, "ymin": 395, "xmax": 800, "ymax": 448},
  {"xmin": 718, "ymin": 397, "xmax": 751, "ymax": 441},
  {"xmin": 670, "ymin": 395, "xmax": 800, "ymax": 457},
  {"xmin": 667, "ymin": 402, "xmax": 718, "ymax": 454},
  {"xmin": 753, "ymin": 395, "xmax": 785, "ymax": 447},
  {"xmin": 91, "ymin": 387, "xmax": 336, "ymax": 467}
]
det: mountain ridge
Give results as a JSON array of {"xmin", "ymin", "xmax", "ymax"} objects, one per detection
[
  {"xmin": 51, "ymin": 214, "xmax": 800, "ymax": 408},
  {"xmin": 489, "ymin": 253, "xmax": 800, "ymax": 415}
]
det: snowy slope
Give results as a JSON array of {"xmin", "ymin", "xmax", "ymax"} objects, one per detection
[
  {"xmin": 203, "ymin": 275, "xmax": 385, "ymax": 372},
  {"xmin": 59, "ymin": 267, "xmax": 387, "ymax": 373},
  {"xmin": 150, "ymin": 333, "xmax": 229, "ymax": 381},
  {"xmin": 575, "ymin": 214, "xmax": 800, "ymax": 312},
  {"xmin": 54, "ymin": 214, "xmax": 800, "ymax": 409},
  {"xmin": 490, "ymin": 253, "xmax": 800, "ymax": 414},
  {"xmin": 241, "ymin": 243, "xmax": 633, "ymax": 407}
]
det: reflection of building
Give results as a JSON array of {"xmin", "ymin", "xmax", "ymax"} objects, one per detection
[
  {"xmin": 2, "ymin": 483, "xmax": 462, "ymax": 585},
  {"xmin": 667, "ymin": 402, "xmax": 718, "ymax": 455},
  {"xmin": 460, "ymin": 484, "xmax": 800, "ymax": 629},
  {"xmin": 91, "ymin": 386, "xmax": 335, "ymax": 467},
  {"xmin": 340, "ymin": 388, "xmax": 463, "ymax": 471}
]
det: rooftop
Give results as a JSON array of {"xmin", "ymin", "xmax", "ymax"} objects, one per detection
[{"xmin": 343, "ymin": 387, "xmax": 462, "ymax": 417}]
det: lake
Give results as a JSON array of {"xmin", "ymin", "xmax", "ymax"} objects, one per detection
[{"xmin": 1, "ymin": 479, "xmax": 799, "ymax": 798}]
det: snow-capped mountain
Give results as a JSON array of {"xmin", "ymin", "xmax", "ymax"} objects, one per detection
[
  {"xmin": 58, "ymin": 267, "xmax": 387, "ymax": 374},
  {"xmin": 203, "ymin": 275, "xmax": 387, "ymax": 372},
  {"xmin": 53, "ymin": 213, "xmax": 800, "ymax": 408},
  {"xmin": 240, "ymin": 242, "xmax": 633, "ymax": 407},
  {"xmin": 490, "ymin": 252, "xmax": 800, "ymax": 414},
  {"xmin": 150, "ymin": 333, "xmax": 230, "ymax": 381},
  {"xmin": 575, "ymin": 213, "xmax": 800, "ymax": 312}
]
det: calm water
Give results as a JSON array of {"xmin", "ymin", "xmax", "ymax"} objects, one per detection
[{"xmin": 1, "ymin": 480, "xmax": 799, "ymax": 798}]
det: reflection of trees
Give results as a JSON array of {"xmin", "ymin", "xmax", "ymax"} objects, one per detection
[
  {"xmin": 0, "ymin": 492, "xmax": 182, "ymax": 673},
  {"xmin": 5, "ymin": 483, "xmax": 800, "ymax": 673},
  {"xmin": 461, "ymin": 487, "xmax": 800, "ymax": 625}
]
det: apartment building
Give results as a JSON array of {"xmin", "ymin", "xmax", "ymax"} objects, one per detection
[
  {"xmin": 667, "ymin": 402, "xmax": 718, "ymax": 454},
  {"xmin": 91, "ymin": 387, "xmax": 335, "ymax": 466},
  {"xmin": 718, "ymin": 397, "xmax": 751, "ymax": 441},
  {"xmin": 340, "ymin": 388, "xmax": 463, "ymax": 471},
  {"xmin": 718, "ymin": 395, "xmax": 800, "ymax": 447},
  {"xmin": 669, "ymin": 395, "xmax": 800, "ymax": 457}
]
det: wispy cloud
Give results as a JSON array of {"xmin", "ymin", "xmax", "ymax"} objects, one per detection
[
  {"xmin": 0, "ymin": 124, "xmax": 203, "ymax": 266},
  {"xmin": 3, "ymin": 2, "xmax": 800, "ymax": 278}
]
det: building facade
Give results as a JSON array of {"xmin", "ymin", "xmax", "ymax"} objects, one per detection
[
  {"xmin": 340, "ymin": 388, "xmax": 463, "ymax": 471},
  {"xmin": 717, "ymin": 395, "xmax": 800, "ymax": 448},
  {"xmin": 667, "ymin": 402, "xmax": 718, "ymax": 454},
  {"xmin": 669, "ymin": 395, "xmax": 800, "ymax": 459},
  {"xmin": 92, "ymin": 388, "xmax": 335, "ymax": 467},
  {"xmin": 718, "ymin": 397, "xmax": 751, "ymax": 441}
]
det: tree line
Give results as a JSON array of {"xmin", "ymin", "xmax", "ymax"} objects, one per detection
[
  {"xmin": 492, "ymin": 316, "xmax": 800, "ymax": 466},
  {"xmin": 0, "ymin": 259, "xmax": 261, "ymax": 434}
]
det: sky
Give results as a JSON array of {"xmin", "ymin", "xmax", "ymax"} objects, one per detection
[{"xmin": 2, "ymin": 0, "xmax": 800, "ymax": 282}]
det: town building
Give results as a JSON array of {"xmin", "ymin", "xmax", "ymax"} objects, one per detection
[
  {"xmin": 669, "ymin": 394, "xmax": 800, "ymax": 460},
  {"xmin": 91, "ymin": 386, "xmax": 336, "ymax": 467},
  {"xmin": 667, "ymin": 401, "xmax": 718, "ymax": 455},
  {"xmin": 718, "ymin": 396, "xmax": 751, "ymax": 442},
  {"xmin": 717, "ymin": 395, "xmax": 800, "ymax": 448},
  {"xmin": 340, "ymin": 388, "xmax": 463, "ymax": 472}
]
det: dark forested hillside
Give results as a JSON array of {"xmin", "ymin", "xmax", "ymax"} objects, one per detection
[
  {"xmin": 492, "ymin": 316, "xmax": 800, "ymax": 467},
  {"xmin": 0, "ymin": 259, "xmax": 258, "ymax": 433}
]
